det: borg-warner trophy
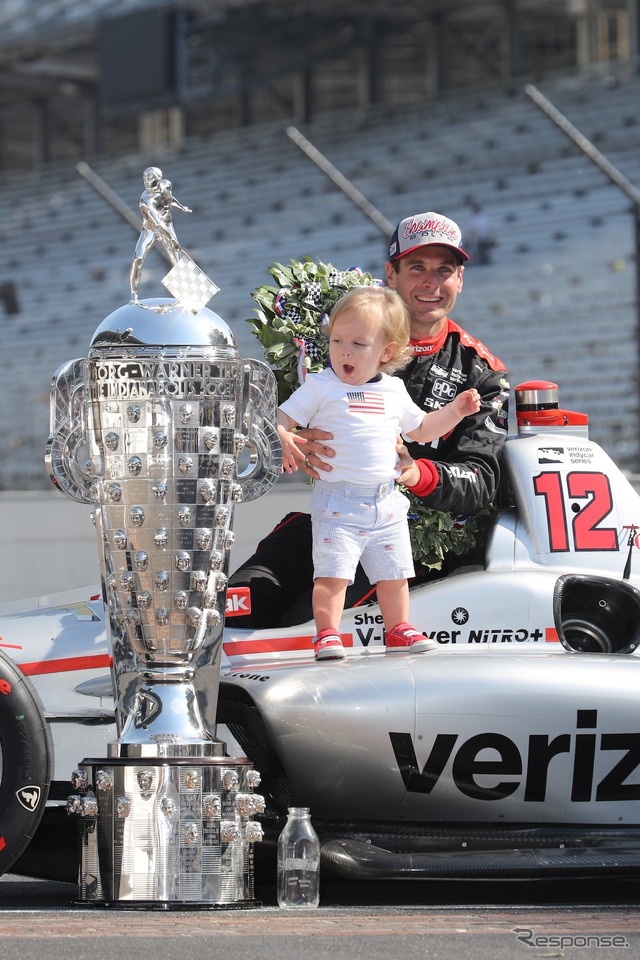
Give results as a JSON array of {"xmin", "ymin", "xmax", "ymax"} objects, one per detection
[{"xmin": 45, "ymin": 168, "xmax": 281, "ymax": 908}]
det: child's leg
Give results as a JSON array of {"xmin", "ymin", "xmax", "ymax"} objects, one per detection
[
  {"xmin": 378, "ymin": 579, "xmax": 438, "ymax": 655},
  {"xmin": 313, "ymin": 577, "xmax": 350, "ymax": 633},
  {"xmin": 375, "ymin": 578, "xmax": 409, "ymax": 633}
]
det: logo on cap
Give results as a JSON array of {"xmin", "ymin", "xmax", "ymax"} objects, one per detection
[
  {"xmin": 390, "ymin": 211, "xmax": 469, "ymax": 261},
  {"xmin": 403, "ymin": 215, "xmax": 461, "ymax": 246}
]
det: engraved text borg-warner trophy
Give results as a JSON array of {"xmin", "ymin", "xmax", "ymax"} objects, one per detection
[{"xmin": 45, "ymin": 168, "xmax": 281, "ymax": 908}]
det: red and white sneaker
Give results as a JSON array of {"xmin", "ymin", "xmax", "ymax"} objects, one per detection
[
  {"xmin": 385, "ymin": 622, "xmax": 437, "ymax": 654},
  {"xmin": 313, "ymin": 629, "xmax": 347, "ymax": 661}
]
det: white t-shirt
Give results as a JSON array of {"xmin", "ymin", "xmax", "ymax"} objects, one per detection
[{"xmin": 279, "ymin": 367, "xmax": 425, "ymax": 484}]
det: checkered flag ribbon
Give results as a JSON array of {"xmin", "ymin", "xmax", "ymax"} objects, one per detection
[{"xmin": 162, "ymin": 254, "xmax": 220, "ymax": 314}]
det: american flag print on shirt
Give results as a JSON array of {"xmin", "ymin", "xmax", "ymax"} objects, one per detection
[{"xmin": 347, "ymin": 391, "xmax": 385, "ymax": 414}]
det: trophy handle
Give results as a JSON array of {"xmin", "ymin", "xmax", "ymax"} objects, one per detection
[
  {"xmin": 45, "ymin": 358, "xmax": 95, "ymax": 505},
  {"xmin": 236, "ymin": 358, "xmax": 282, "ymax": 502}
]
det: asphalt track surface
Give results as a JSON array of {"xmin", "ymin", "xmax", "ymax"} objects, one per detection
[{"xmin": 2, "ymin": 873, "xmax": 640, "ymax": 960}]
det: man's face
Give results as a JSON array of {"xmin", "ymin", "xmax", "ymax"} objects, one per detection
[{"xmin": 385, "ymin": 246, "xmax": 464, "ymax": 339}]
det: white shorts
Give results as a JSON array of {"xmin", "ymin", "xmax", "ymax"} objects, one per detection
[{"xmin": 310, "ymin": 478, "xmax": 415, "ymax": 584}]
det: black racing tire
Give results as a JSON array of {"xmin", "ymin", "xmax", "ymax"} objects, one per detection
[{"xmin": 0, "ymin": 649, "xmax": 52, "ymax": 877}]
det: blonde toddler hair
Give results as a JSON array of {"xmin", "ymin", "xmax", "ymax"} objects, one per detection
[{"xmin": 328, "ymin": 286, "xmax": 414, "ymax": 374}]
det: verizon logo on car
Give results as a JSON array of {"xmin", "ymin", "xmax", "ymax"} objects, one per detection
[{"xmin": 390, "ymin": 709, "xmax": 640, "ymax": 803}]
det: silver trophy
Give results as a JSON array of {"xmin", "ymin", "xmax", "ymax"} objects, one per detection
[{"xmin": 45, "ymin": 168, "xmax": 281, "ymax": 908}]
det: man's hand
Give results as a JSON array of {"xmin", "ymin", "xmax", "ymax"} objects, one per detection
[
  {"xmin": 395, "ymin": 439, "xmax": 420, "ymax": 488},
  {"xmin": 294, "ymin": 428, "xmax": 335, "ymax": 479}
]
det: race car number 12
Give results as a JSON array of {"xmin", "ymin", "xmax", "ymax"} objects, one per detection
[{"xmin": 534, "ymin": 471, "xmax": 618, "ymax": 553}]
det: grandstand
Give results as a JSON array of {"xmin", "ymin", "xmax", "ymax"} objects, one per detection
[{"xmin": 0, "ymin": 0, "xmax": 639, "ymax": 488}]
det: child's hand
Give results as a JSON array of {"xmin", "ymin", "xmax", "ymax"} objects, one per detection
[
  {"xmin": 278, "ymin": 429, "xmax": 307, "ymax": 474},
  {"xmin": 280, "ymin": 449, "xmax": 302, "ymax": 474},
  {"xmin": 455, "ymin": 388, "xmax": 481, "ymax": 416}
]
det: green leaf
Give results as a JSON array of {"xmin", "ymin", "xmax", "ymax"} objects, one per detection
[
  {"xmin": 269, "ymin": 263, "xmax": 296, "ymax": 286},
  {"xmin": 400, "ymin": 486, "xmax": 496, "ymax": 570},
  {"xmin": 245, "ymin": 258, "xmax": 382, "ymax": 404}
]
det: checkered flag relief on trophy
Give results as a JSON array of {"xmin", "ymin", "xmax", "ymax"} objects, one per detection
[{"xmin": 162, "ymin": 253, "xmax": 220, "ymax": 314}]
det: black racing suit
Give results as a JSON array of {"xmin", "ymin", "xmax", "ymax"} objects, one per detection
[{"xmin": 228, "ymin": 318, "xmax": 509, "ymax": 627}]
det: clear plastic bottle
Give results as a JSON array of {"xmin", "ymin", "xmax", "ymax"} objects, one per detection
[{"xmin": 277, "ymin": 806, "xmax": 320, "ymax": 908}]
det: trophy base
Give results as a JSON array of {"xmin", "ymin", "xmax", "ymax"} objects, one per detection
[
  {"xmin": 74, "ymin": 898, "xmax": 261, "ymax": 911},
  {"xmin": 70, "ymin": 752, "xmax": 264, "ymax": 908}
]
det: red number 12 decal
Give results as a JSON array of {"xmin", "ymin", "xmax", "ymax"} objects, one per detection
[{"xmin": 533, "ymin": 471, "xmax": 618, "ymax": 553}]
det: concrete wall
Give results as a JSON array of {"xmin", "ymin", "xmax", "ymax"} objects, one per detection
[{"xmin": 0, "ymin": 480, "xmax": 309, "ymax": 605}]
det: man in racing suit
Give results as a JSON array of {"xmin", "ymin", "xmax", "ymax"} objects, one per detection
[{"xmin": 228, "ymin": 210, "xmax": 510, "ymax": 628}]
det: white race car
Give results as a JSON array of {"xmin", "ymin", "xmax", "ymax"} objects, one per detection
[{"xmin": 3, "ymin": 382, "xmax": 640, "ymax": 884}]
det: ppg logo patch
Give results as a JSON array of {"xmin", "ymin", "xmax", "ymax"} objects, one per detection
[
  {"xmin": 16, "ymin": 785, "xmax": 41, "ymax": 812},
  {"xmin": 433, "ymin": 379, "xmax": 457, "ymax": 401}
]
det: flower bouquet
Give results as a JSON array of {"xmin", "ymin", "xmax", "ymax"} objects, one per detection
[
  {"xmin": 245, "ymin": 257, "xmax": 382, "ymax": 405},
  {"xmin": 245, "ymin": 257, "xmax": 493, "ymax": 570}
]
